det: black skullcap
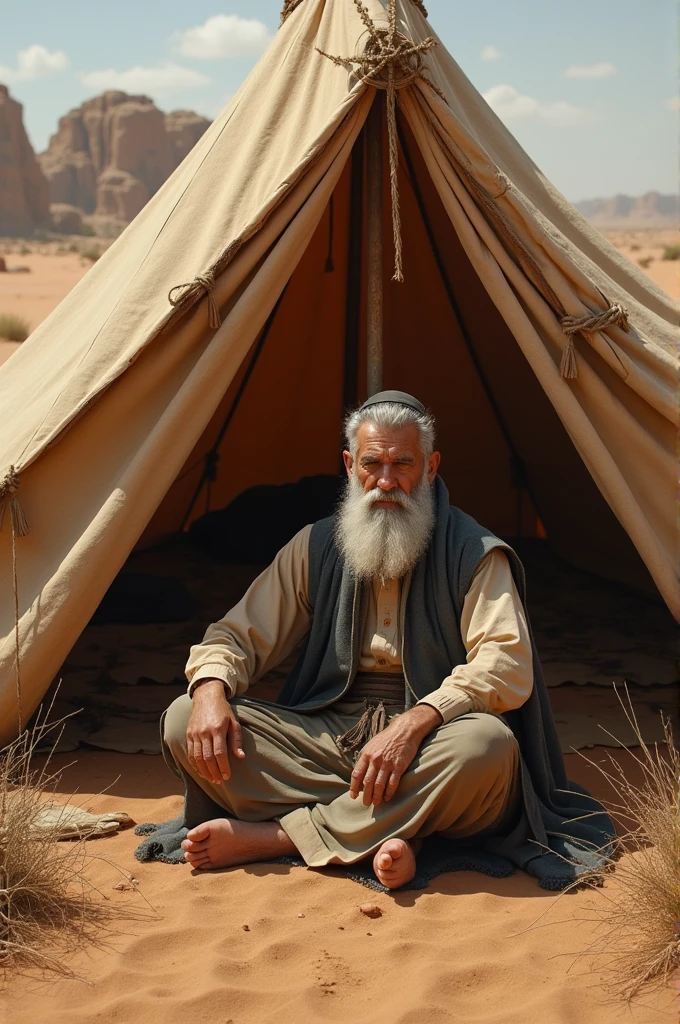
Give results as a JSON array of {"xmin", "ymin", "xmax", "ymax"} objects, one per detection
[{"xmin": 359, "ymin": 390, "xmax": 426, "ymax": 416}]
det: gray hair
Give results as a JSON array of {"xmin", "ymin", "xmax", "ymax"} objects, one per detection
[{"xmin": 344, "ymin": 402, "xmax": 436, "ymax": 458}]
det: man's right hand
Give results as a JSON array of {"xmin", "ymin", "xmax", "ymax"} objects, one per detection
[{"xmin": 186, "ymin": 680, "xmax": 245, "ymax": 784}]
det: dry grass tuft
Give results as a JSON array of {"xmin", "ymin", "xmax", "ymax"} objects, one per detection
[
  {"xmin": 568, "ymin": 685, "xmax": 680, "ymax": 1001},
  {"xmin": 0, "ymin": 702, "xmax": 148, "ymax": 981},
  {"xmin": 0, "ymin": 313, "xmax": 29, "ymax": 342}
]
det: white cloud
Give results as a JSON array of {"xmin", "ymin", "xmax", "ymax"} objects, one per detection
[
  {"xmin": 170, "ymin": 15, "xmax": 272, "ymax": 60},
  {"xmin": 483, "ymin": 84, "xmax": 594, "ymax": 126},
  {"xmin": 664, "ymin": 96, "xmax": 680, "ymax": 111},
  {"xmin": 481, "ymin": 45, "xmax": 501, "ymax": 62},
  {"xmin": 80, "ymin": 63, "xmax": 210, "ymax": 97},
  {"xmin": 564, "ymin": 62, "xmax": 617, "ymax": 80},
  {"xmin": 0, "ymin": 44, "xmax": 69, "ymax": 82}
]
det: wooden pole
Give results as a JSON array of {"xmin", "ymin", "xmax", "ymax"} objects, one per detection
[{"xmin": 366, "ymin": 93, "xmax": 383, "ymax": 397}]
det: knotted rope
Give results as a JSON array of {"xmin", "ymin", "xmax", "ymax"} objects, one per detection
[
  {"xmin": 280, "ymin": 0, "xmax": 306, "ymax": 24},
  {"xmin": 318, "ymin": 0, "xmax": 442, "ymax": 281},
  {"xmin": 494, "ymin": 171, "xmax": 510, "ymax": 198},
  {"xmin": 168, "ymin": 271, "xmax": 221, "ymax": 329},
  {"xmin": 559, "ymin": 302, "xmax": 630, "ymax": 380},
  {"xmin": 281, "ymin": 0, "xmax": 429, "ymax": 24},
  {"xmin": 337, "ymin": 699, "xmax": 389, "ymax": 758},
  {"xmin": 0, "ymin": 467, "xmax": 29, "ymax": 734}
]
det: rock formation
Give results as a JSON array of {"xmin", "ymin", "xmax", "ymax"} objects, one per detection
[
  {"xmin": 575, "ymin": 191, "xmax": 677, "ymax": 228},
  {"xmin": 39, "ymin": 92, "xmax": 211, "ymax": 224},
  {"xmin": 0, "ymin": 85, "xmax": 51, "ymax": 236},
  {"xmin": 49, "ymin": 203, "xmax": 84, "ymax": 234}
]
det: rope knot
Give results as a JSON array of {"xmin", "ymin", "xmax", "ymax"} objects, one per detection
[
  {"xmin": 317, "ymin": 0, "xmax": 444, "ymax": 282},
  {"xmin": 558, "ymin": 302, "xmax": 631, "ymax": 379},
  {"xmin": 168, "ymin": 270, "xmax": 221, "ymax": 329},
  {"xmin": 281, "ymin": 0, "xmax": 429, "ymax": 25},
  {"xmin": 494, "ymin": 171, "xmax": 510, "ymax": 198},
  {"xmin": 0, "ymin": 466, "xmax": 29, "ymax": 538}
]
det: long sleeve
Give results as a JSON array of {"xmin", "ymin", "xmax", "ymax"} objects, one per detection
[
  {"xmin": 416, "ymin": 548, "xmax": 533, "ymax": 724},
  {"xmin": 185, "ymin": 524, "xmax": 313, "ymax": 698}
]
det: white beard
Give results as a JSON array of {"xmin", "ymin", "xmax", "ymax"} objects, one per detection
[{"xmin": 335, "ymin": 470, "xmax": 436, "ymax": 581}]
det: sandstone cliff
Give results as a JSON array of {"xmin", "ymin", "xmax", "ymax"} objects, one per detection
[
  {"xmin": 0, "ymin": 85, "xmax": 51, "ymax": 235},
  {"xmin": 575, "ymin": 191, "xmax": 677, "ymax": 228},
  {"xmin": 39, "ymin": 92, "xmax": 211, "ymax": 223}
]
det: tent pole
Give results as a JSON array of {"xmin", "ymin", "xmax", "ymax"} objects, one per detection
[
  {"xmin": 342, "ymin": 132, "xmax": 365, "ymax": 416},
  {"xmin": 366, "ymin": 93, "xmax": 383, "ymax": 397}
]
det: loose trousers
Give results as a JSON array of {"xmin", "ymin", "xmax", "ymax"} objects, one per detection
[{"xmin": 163, "ymin": 695, "xmax": 522, "ymax": 867}]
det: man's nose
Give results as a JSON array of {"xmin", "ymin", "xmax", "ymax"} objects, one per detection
[{"xmin": 376, "ymin": 466, "xmax": 398, "ymax": 490}]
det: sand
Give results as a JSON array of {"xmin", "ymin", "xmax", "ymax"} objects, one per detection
[
  {"xmin": 1, "ymin": 746, "xmax": 675, "ymax": 1023},
  {"xmin": 0, "ymin": 247, "xmax": 92, "ymax": 335},
  {"xmin": 602, "ymin": 227, "xmax": 679, "ymax": 300}
]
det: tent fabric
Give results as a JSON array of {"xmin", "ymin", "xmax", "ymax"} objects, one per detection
[{"xmin": 0, "ymin": 0, "xmax": 677, "ymax": 742}]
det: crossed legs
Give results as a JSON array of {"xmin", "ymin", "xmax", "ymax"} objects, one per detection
[{"xmin": 163, "ymin": 695, "xmax": 521, "ymax": 888}]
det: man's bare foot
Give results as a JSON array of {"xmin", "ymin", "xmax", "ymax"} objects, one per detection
[
  {"xmin": 181, "ymin": 818, "xmax": 296, "ymax": 871},
  {"xmin": 373, "ymin": 838, "xmax": 416, "ymax": 889}
]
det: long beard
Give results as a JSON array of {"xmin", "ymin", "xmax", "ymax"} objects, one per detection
[{"xmin": 335, "ymin": 471, "xmax": 436, "ymax": 581}]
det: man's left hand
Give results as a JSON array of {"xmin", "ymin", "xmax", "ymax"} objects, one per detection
[{"xmin": 349, "ymin": 704, "xmax": 443, "ymax": 807}]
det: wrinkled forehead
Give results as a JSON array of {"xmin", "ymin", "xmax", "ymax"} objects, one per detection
[{"xmin": 354, "ymin": 420, "xmax": 423, "ymax": 460}]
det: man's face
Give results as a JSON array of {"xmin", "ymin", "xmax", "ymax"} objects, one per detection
[{"xmin": 342, "ymin": 422, "xmax": 440, "ymax": 503}]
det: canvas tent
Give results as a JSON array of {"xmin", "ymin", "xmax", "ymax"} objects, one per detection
[{"xmin": 0, "ymin": 0, "xmax": 677, "ymax": 744}]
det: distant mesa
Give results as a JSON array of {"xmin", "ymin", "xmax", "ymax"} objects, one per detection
[
  {"xmin": 574, "ymin": 191, "xmax": 677, "ymax": 229},
  {"xmin": 38, "ymin": 91, "xmax": 211, "ymax": 228},
  {"xmin": 0, "ymin": 84, "xmax": 51, "ymax": 236}
]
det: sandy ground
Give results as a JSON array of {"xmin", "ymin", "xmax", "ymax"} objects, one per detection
[
  {"xmin": 0, "ymin": 246, "xmax": 93, "ymax": 337},
  {"xmin": 601, "ymin": 228, "xmax": 679, "ymax": 300},
  {"xmin": 2, "ymin": 747, "xmax": 675, "ymax": 1024}
]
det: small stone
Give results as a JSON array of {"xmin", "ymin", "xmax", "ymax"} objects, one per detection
[
  {"xmin": 367, "ymin": 932, "xmax": 372, "ymax": 936},
  {"xmin": 297, "ymin": 913, "xmax": 305, "ymax": 918},
  {"xmin": 242, "ymin": 924, "xmax": 250, "ymax": 932},
  {"xmin": 359, "ymin": 903, "xmax": 383, "ymax": 919},
  {"xmin": 338, "ymin": 926, "xmax": 344, "ymax": 930}
]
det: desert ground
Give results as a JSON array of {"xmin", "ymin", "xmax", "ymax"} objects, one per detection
[
  {"xmin": 0, "ymin": 227, "xmax": 677, "ymax": 1021},
  {"xmin": 1, "ymin": 746, "xmax": 675, "ymax": 1024}
]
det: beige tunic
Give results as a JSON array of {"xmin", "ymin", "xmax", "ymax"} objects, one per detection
[{"xmin": 185, "ymin": 526, "xmax": 533, "ymax": 723}]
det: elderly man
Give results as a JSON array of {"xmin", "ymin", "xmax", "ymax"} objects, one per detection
[{"xmin": 141, "ymin": 391, "xmax": 613, "ymax": 891}]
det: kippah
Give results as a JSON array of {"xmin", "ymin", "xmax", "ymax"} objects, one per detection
[{"xmin": 359, "ymin": 390, "xmax": 426, "ymax": 416}]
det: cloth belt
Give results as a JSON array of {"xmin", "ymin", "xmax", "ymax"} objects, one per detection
[{"xmin": 336, "ymin": 672, "xmax": 405, "ymax": 758}]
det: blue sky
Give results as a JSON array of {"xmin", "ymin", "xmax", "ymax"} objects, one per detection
[{"xmin": 1, "ymin": 0, "xmax": 676, "ymax": 201}]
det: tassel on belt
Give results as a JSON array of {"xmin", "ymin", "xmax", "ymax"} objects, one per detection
[{"xmin": 337, "ymin": 672, "xmax": 405, "ymax": 757}]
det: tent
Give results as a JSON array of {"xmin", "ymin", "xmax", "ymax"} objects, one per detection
[{"xmin": 0, "ymin": 0, "xmax": 677, "ymax": 744}]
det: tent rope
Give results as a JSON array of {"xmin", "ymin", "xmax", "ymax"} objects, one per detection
[
  {"xmin": 280, "ymin": 0, "xmax": 429, "ymax": 25},
  {"xmin": 317, "ymin": 0, "xmax": 442, "ymax": 281},
  {"xmin": 168, "ymin": 271, "xmax": 221, "ymax": 329},
  {"xmin": 494, "ymin": 171, "xmax": 510, "ymax": 198},
  {"xmin": 415, "ymin": 97, "xmax": 635, "ymax": 384},
  {"xmin": 0, "ymin": 466, "xmax": 29, "ymax": 734},
  {"xmin": 559, "ymin": 302, "xmax": 630, "ymax": 380}
]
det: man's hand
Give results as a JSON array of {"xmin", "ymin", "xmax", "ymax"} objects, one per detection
[
  {"xmin": 186, "ymin": 680, "xmax": 246, "ymax": 784},
  {"xmin": 350, "ymin": 704, "xmax": 443, "ymax": 807}
]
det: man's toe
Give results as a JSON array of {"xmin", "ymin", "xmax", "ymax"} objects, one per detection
[{"xmin": 187, "ymin": 822, "xmax": 211, "ymax": 842}]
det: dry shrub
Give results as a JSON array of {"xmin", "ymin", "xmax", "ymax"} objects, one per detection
[
  {"xmin": 0, "ymin": 703, "xmax": 148, "ymax": 980},
  {"xmin": 0, "ymin": 313, "xmax": 29, "ymax": 342},
  {"xmin": 567, "ymin": 686, "xmax": 680, "ymax": 1002}
]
